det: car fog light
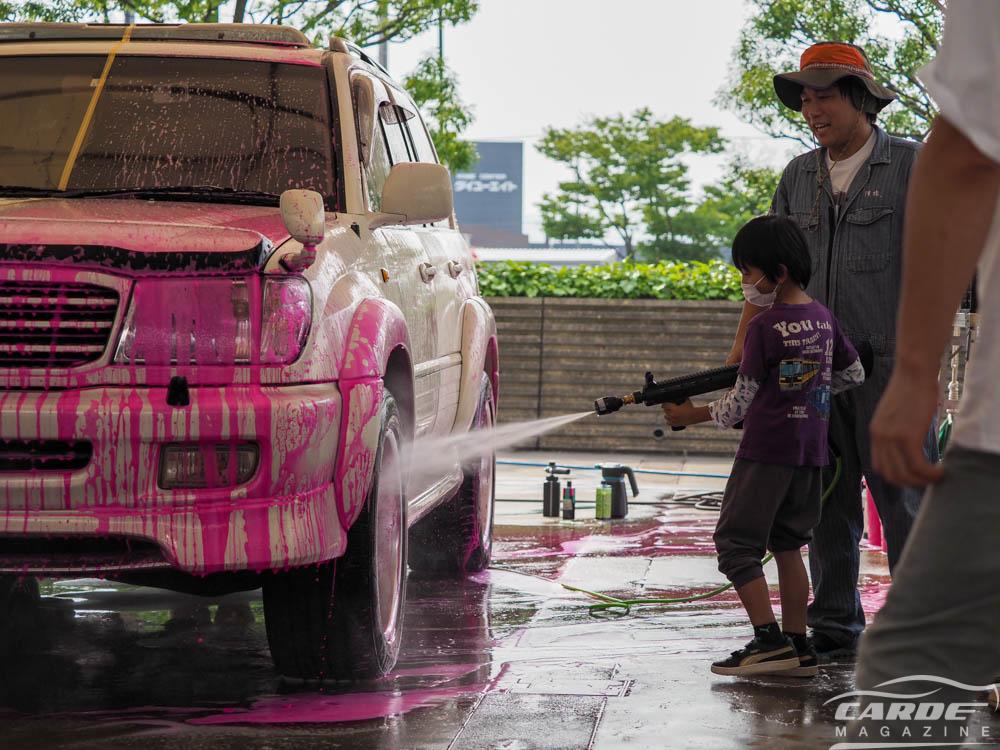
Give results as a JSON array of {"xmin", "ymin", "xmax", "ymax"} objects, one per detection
[{"xmin": 159, "ymin": 443, "xmax": 259, "ymax": 489}]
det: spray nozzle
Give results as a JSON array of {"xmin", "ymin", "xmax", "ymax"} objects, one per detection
[
  {"xmin": 545, "ymin": 461, "xmax": 570, "ymax": 477},
  {"xmin": 595, "ymin": 394, "xmax": 636, "ymax": 415},
  {"xmin": 594, "ymin": 396, "xmax": 622, "ymax": 415}
]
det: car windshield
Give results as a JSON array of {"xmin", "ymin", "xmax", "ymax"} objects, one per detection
[{"xmin": 0, "ymin": 54, "xmax": 336, "ymax": 204}]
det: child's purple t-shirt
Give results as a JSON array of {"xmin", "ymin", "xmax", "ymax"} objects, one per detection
[{"xmin": 736, "ymin": 300, "xmax": 858, "ymax": 467}]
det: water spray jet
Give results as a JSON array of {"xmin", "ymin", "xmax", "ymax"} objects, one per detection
[{"xmin": 404, "ymin": 411, "xmax": 593, "ymax": 497}]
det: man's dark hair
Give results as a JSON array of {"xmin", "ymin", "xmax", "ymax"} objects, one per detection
[
  {"xmin": 731, "ymin": 215, "xmax": 812, "ymax": 288},
  {"xmin": 836, "ymin": 77, "xmax": 878, "ymax": 124}
]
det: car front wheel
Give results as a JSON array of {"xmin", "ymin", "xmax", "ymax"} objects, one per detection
[{"xmin": 262, "ymin": 390, "xmax": 407, "ymax": 680}]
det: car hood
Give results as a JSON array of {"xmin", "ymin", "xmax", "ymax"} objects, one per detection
[{"xmin": 0, "ymin": 197, "xmax": 293, "ymax": 274}]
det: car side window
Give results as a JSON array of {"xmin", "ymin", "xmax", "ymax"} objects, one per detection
[
  {"xmin": 351, "ymin": 72, "xmax": 394, "ymax": 212},
  {"xmin": 380, "ymin": 103, "xmax": 413, "ymax": 166},
  {"xmin": 405, "ymin": 115, "xmax": 438, "ymax": 164},
  {"xmin": 392, "ymin": 91, "xmax": 437, "ymax": 165},
  {"xmin": 390, "ymin": 92, "xmax": 448, "ymax": 227},
  {"xmin": 366, "ymin": 122, "xmax": 392, "ymax": 211}
]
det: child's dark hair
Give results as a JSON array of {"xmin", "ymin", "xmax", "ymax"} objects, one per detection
[{"xmin": 731, "ymin": 215, "xmax": 812, "ymax": 287}]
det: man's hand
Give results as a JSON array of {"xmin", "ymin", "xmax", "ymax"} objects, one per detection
[
  {"xmin": 870, "ymin": 370, "xmax": 944, "ymax": 487},
  {"xmin": 663, "ymin": 399, "xmax": 703, "ymax": 428}
]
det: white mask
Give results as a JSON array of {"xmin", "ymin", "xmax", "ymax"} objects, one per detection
[{"xmin": 742, "ymin": 275, "xmax": 779, "ymax": 307}]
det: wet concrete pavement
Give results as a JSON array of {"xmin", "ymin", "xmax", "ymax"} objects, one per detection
[{"xmin": 2, "ymin": 450, "xmax": 991, "ymax": 749}]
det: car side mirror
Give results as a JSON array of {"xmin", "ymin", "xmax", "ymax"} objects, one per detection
[
  {"xmin": 279, "ymin": 189, "xmax": 325, "ymax": 272},
  {"xmin": 375, "ymin": 163, "xmax": 453, "ymax": 227}
]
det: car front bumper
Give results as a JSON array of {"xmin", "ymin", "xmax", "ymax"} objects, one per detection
[{"xmin": 0, "ymin": 384, "xmax": 346, "ymax": 575}]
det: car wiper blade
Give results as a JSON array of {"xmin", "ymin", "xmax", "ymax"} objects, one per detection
[
  {"xmin": 0, "ymin": 185, "xmax": 285, "ymax": 203},
  {"xmin": 0, "ymin": 186, "xmax": 61, "ymax": 197},
  {"xmin": 65, "ymin": 186, "xmax": 281, "ymax": 201}
]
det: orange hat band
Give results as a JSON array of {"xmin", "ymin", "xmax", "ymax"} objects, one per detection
[
  {"xmin": 799, "ymin": 43, "xmax": 874, "ymax": 79},
  {"xmin": 801, "ymin": 61, "xmax": 874, "ymax": 80}
]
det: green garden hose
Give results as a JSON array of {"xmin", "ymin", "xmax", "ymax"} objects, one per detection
[
  {"xmin": 938, "ymin": 412, "xmax": 954, "ymax": 456},
  {"xmin": 562, "ymin": 456, "xmax": 843, "ymax": 617}
]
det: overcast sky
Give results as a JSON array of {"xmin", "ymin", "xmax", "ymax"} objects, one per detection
[{"xmin": 385, "ymin": 0, "xmax": 801, "ymax": 242}]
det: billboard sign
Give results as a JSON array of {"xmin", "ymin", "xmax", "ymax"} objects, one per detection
[{"xmin": 452, "ymin": 141, "xmax": 523, "ymax": 237}]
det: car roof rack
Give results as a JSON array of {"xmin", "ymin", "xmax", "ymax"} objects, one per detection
[{"xmin": 0, "ymin": 23, "xmax": 313, "ymax": 48}]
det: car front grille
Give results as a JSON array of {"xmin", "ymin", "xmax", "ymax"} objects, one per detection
[
  {"xmin": 0, "ymin": 439, "xmax": 92, "ymax": 472},
  {"xmin": 0, "ymin": 280, "xmax": 118, "ymax": 368}
]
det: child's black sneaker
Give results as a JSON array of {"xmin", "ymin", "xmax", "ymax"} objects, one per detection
[
  {"xmin": 711, "ymin": 635, "xmax": 799, "ymax": 676},
  {"xmin": 783, "ymin": 632, "xmax": 819, "ymax": 677}
]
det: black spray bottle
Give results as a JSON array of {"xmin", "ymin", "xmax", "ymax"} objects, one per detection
[
  {"xmin": 562, "ymin": 480, "xmax": 576, "ymax": 520},
  {"xmin": 543, "ymin": 462, "xmax": 568, "ymax": 517}
]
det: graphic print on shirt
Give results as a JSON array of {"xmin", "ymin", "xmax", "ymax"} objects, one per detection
[
  {"xmin": 808, "ymin": 385, "xmax": 832, "ymax": 419},
  {"xmin": 778, "ymin": 359, "xmax": 821, "ymax": 390},
  {"xmin": 735, "ymin": 300, "xmax": 858, "ymax": 467},
  {"xmin": 773, "ymin": 317, "xmax": 835, "ymax": 421}
]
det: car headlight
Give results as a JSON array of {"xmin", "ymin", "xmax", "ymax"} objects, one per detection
[
  {"xmin": 260, "ymin": 277, "xmax": 312, "ymax": 365},
  {"xmin": 114, "ymin": 279, "xmax": 253, "ymax": 365},
  {"xmin": 113, "ymin": 277, "xmax": 311, "ymax": 366}
]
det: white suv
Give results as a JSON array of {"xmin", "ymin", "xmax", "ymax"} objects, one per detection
[{"xmin": 0, "ymin": 22, "xmax": 498, "ymax": 680}]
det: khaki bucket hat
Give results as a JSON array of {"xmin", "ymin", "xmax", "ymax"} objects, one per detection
[{"xmin": 773, "ymin": 41, "xmax": 897, "ymax": 113}]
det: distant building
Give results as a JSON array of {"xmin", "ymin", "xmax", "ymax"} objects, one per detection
[{"xmin": 453, "ymin": 142, "xmax": 529, "ymax": 247}]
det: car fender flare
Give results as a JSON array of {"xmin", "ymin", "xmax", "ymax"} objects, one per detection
[
  {"xmin": 334, "ymin": 298, "xmax": 412, "ymax": 530},
  {"xmin": 451, "ymin": 297, "xmax": 499, "ymax": 435}
]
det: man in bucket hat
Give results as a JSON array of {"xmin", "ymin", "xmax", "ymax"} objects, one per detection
[{"xmin": 727, "ymin": 41, "xmax": 937, "ymax": 659}]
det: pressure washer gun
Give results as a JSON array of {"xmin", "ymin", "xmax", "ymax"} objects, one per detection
[
  {"xmin": 594, "ymin": 365, "xmax": 739, "ymax": 432},
  {"xmin": 594, "ymin": 342, "xmax": 874, "ymax": 432}
]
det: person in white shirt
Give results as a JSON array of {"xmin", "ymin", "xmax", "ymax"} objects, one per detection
[{"xmin": 849, "ymin": 0, "xmax": 1000, "ymax": 741}]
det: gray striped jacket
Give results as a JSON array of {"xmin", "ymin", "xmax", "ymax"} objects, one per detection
[{"xmin": 771, "ymin": 126, "xmax": 921, "ymax": 357}]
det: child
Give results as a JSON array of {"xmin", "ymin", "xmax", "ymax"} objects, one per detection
[{"xmin": 663, "ymin": 215, "xmax": 864, "ymax": 677}]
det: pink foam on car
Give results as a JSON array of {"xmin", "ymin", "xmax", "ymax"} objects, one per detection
[{"xmin": 334, "ymin": 298, "xmax": 410, "ymax": 529}]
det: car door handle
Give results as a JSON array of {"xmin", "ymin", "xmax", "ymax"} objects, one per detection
[
  {"xmin": 419, "ymin": 263, "xmax": 437, "ymax": 283},
  {"xmin": 447, "ymin": 260, "xmax": 463, "ymax": 278}
]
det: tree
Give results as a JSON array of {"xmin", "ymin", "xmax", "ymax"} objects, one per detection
[
  {"xmin": 403, "ymin": 55, "xmax": 477, "ymax": 172},
  {"xmin": 720, "ymin": 0, "xmax": 943, "ymax": 146},
  {"xmin": 3, "ymin": 1, "xmax": 478, "ymax": 39},
  {"xmin": 0, "ymin": 1, "xmax": 89, "ymax": 21},
  {"xmin": 536, "ymin": 109, "xmax": 725, "ymax": 258},
  {"xmin": 666, "ymin": 159, "xmax": 781, "ymax": 261}
]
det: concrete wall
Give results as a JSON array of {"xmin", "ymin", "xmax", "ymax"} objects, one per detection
[{"xmin": 488, "ymin": 297, "xmax": 744, "ymax": 455}]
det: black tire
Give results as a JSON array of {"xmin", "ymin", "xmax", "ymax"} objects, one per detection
[
  {"xmin": 262, "ymin": 390, "xmax": 407, "ymax": 680},
  {"xmin": 0, "ymin": 575, "xmax": 39, "ymax": 608},
  {"xmin": 409, "ymin": 374, "xmax": 495, "ymax": 576},
  {"xmin": 0, "ymin": 575, "xmax": 41, "ymax": 654}
]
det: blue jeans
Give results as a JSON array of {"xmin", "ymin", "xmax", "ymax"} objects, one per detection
[{"xmin": 806, "ymin": 360, "xmax": 939, "ymax": 646}]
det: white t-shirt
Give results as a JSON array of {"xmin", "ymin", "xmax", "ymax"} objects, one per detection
[
  {"xmin": 919, "ymin": 0, "xmax": 1000, "ymax": 454},
  {"xmin": 826, "ymin": 129, "xmax": 876, "ymax": 196}
]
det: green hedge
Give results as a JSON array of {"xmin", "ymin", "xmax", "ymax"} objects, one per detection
[{"xmin": 476, "ymin": 259, "xmax": 742, "ymax": 300}]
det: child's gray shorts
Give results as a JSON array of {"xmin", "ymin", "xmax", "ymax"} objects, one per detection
[{"xmin": 713, "ymin": 459, "xmax": 823, "ymax": 588}]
